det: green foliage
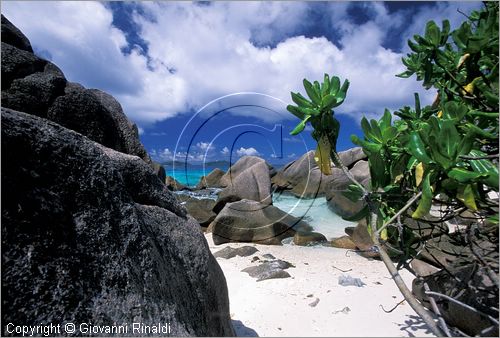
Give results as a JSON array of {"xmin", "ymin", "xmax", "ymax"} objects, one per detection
[
  {"xmin": 287, "ymin": 74, "xmax": 349, "ymax": 151},
  {"xmin": 351, "ymin": 2, "xmax": 498, "ymax": 230}
]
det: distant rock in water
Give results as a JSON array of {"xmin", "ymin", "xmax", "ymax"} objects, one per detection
[
  {"xmin": 196, "ymin": 168, "xmax": 225, "ymax": 189},
  {"xmin": 293, "ymin": 231, "xmax": 328, "ymax": 246},
  {"xmin": 1, "ymin": 108, "xmax": 234, "ymax": 336},
  {"xmin": 0, "ymin": 14, "xmax": 162, "ymax": 180},
  {"xmin": 166, "ymin": 175, "xmax": 188, "ymax": 191}
]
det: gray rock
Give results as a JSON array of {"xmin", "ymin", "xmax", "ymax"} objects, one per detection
[
  {"xmin": 185, "ymin": 198, "xmax": 217, "ymax": 227},
  {"xmin": 241, "ymin": 260, "xmax": 294, "ymax": 281},
  {"xmin": 196, "ymin": 168, "xmax": 225, "ymax": 189},
  {"xmin": 1, "ymin": 42, "xmax": 46, "ymax": 90},
  {"xmin": 214, "ymin": 161, "xmax": 272, "ymax": 213},
  {"xmin": 152, "ymin": 161, "xmax": 166, "ymax": 183},
  {"xmin": 413, "ymin": 263, "xmax": 498, "ymax": 336},
  {"xmin": 209, "ymin": 199, "xmax": 312, "ymax": 245},
  {"xmin": 90, "ymin": 89, "xmax": 153, "ymax": 165},
  {"xmin": 337, "ymin": 147, "xmax": 367, "ymax": 168},
  {"xmin": 219, "ymin": 156, "xmax": 274, "ymax": 187},
  {"xmin": 1, "ymin": 15, "xmax": 33, "ymax": 52},
  {"xmin": 1, "ymin": 21, "xmax": 162, "ymax": 180},
  {"xmin": 213, "ymin": 246, "xmax": 259, "ymax": 259},
  {"xmin": 293, "ymin": 231, "xmax": 328, "ymax": 246},
  {"xmin": 308, "ymin": 298, "xmax": 320, "ymax": 307},
  {"xmin": 338, "ymin": 275, "xmax": 366, "ymax": 287},
  {"xmin": 325, "ymin": 160, "xmax": 370, "ymax": 218},
  {"xmin": 271, "ymin": 148, "xmax": 366, "ymax": 199},
  {"xmin": 1, "ymin": 108, "xmax": 234, "ymax": 336},
  {"xmin": 166, "ymin": 175, "xmax": 188, "ymax": 191},
  {"xmin": 330, "ymin": 235, "xmax": 357, "ymax": 249}
]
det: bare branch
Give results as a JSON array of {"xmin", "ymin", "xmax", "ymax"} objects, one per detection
[
  {"xmin": 425, "ymin": 291, "xmax": 500, "ymax": 326},
  {"xmin": 424, "ymin": 282, "xmax": 452, "ymax": 336}
]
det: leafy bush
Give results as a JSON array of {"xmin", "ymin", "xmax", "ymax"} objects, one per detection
[{"xmin": 287, "ymin": 3, "xmax": 498, "ymax": 335}]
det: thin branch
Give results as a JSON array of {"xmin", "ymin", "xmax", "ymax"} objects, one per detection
[
  {"xmin": 376, "ymin": 191, "xmax": 422, "ymax": 235},
  {"xmin": 332, "ymin": 265, "xmax": 352, "ymax": 273},
  {"xmin": 380, "ymin": 299, "xmax": 406, "ymax": 313},
  {"xmin": 369, "ymin": 212, "xmax": 445, "ymax": 336},
  {"xmin": 425, "ymin": 291, "xmax": 500, "ymax": 326},
  {"xmin": 424, "ymin": 282, "xmax": 452, "ymax": 336},
  {"xmin": 467, "ymin": 223, "xmax": 500, "ymax": 288}
]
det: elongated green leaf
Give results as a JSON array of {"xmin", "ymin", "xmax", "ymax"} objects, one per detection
[
  {"xmin": 468, "ymin": 150, "xmax": 499, "ymax": 189},
  {"xmin": 297, "ymin": 106, "xmax": 320, "ymax": 117},
  {"xmin": 438, "ymin": 119, "xmax": 460, "ymax": 160},
  {"xmin": 291, "ymin": 92, "xmax": 313, "ymax": 108},
  {"xmin": 342, "ymin": 184, "xmax": 365, "ymax": 202},
  {"xmin": 286, "ymin": 105, "xmax": 306, "ymax": 120},
  {"xmin": 457, "ymin": 184, "xmax": 478, "ymax": 211},
  {"xmin": 369, "ymin": 119, "xmax": 383, "ymax": 142},
  {"xmin": 425, "ymin": 21, "xmax": 440, "ymax": 46},
  {"xmin": 343, "ymin": 205, "xmax": 369, "ymax": 222},
  {"xmin": 412, "ymin": 173, "xmax": 433, "ymax": 219},
  {"xmin": 330, "ymin": 76, "xmax": 340, "ymax": 95},
  {"xmin": 407, "ymin": 132, "xmax": 433, "ymax": 164},
  {"xmin": 303, "ymin": 79, "xmax": 321, "ymax": 105},
  {"xmin": 335, "ymin": 79, "xmax": 350, "ymax": 104},
  {"xmin": 290, "ymin": 116, "xmax": 311, "ymax": 135},
  {"xmin": 321, "ymin": 94, "xmax": 337, "ymax": 110},
  {"xmin": 447, "ymin": 168, "xmax": 488, "ymax": 183},
  {"xmin": 322, "ymin": 74, "xmax": 330, "ymax": 96}
]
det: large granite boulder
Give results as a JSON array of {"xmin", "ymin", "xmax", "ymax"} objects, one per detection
[
  {"xmin": 1, "ymin": 15, "xmax": 33, "ymax": 52},
  {"xmin": 0, "ymin": 15, "xmax": 161, "ymax": 177},
  {"xmin": 325, "ymin": 160, "xmax": 370, "ymax": 218},
  {"xmin": 196, "ymin": 168, "xmax": 225, "ymax": 189},
  {"xmin": 1, "ymin": 108, "xmax": 234, "ymax": 336},
  {"xmin": 209, "ymin": 199, "xmax": 312, "ymax": 245},
  {"xmin": 271, "ymin": 147, "xmax": 367, "ymax": 199},
  {"xmin": 185, "ymin": 198, "xmax": 217, "ymax": 228},
  {"xmin": 214, "ymin": 160, "xmax": 272, "ymax": 213},
  {"xmin": 219, "ymin": 156, "xmax": 275, "ymax": 187}
]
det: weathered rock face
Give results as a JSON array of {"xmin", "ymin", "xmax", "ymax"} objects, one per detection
[
  {"xmin": 413, "ymin": 263, "xmax": 498, "ymax": 336},
  {"xmin": 1, "ymin": 108, "xmax": 234, "ymax": 336},
  {"xmin": 166, "ymin": 175, "xmax": 188, "ymax": 191},
  {"xmin": 293, "ymin": 231, "xmax": 328, "ymax": 246},
  {"xmin": 1, "ymin": 15, "xmax": 33, "ymax": 52},
  {"xmin": 185, "ymin": 198, "xmax": 217, "ymax": 228},
  {"xmin": 271, "ymin": 148, "xmax": 367, "ymax": 199},
  {"xmin": 219, "ymin": 156, "xmax": 274, "ymax": 187},
  {"xmin": 209, "ymin": 199, "xmax": 312, "ymax": 245},
  {"xmin": 214, "ymin": 160, "xmax": 272, "ymax": 213},
  {"xmin": 325, "ymin": 160, "xmax": 370, "ymax": 218},
  {"xmin": 196, "ymin": 168, "xmax": 225, "ymax": 189},
  {"xmin": 1, "ymin": 15, "xmax": 160, "ymax": 177},
  {"xmin": 330, "ymin": 236, "xmax": 357, "ymax": 250}
]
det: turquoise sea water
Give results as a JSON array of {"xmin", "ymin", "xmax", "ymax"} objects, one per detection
[
  {"xmin": 171, "ymin": 167, "xmax": 355, "ymax": 239},
  {"xmin": 166, "ymin": 165, "xmax": 228, "ymax": 186}
]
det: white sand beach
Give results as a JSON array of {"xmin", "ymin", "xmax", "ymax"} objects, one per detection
[{"xmin": 206, "ymin": 234, "xmax": 435, "ymax": 337}]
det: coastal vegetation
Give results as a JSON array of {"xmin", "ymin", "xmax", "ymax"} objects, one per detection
[{"xmin": 287, "ymin": 2, "xmax": 499, "ymax": 336}]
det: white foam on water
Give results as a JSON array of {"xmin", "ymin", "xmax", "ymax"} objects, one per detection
[{"xmin": 272, "ymin": 192, "xmax": 356, "ymax": 240}]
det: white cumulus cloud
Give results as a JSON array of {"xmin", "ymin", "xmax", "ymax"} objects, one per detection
[{"xmin": 236, "ymin": 147, "xmax": 260, "ymax": 157}]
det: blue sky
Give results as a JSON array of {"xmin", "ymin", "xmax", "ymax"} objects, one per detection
[{"xmin": 2, "ymin": 1, "xmax": 483, "ymax": 164}]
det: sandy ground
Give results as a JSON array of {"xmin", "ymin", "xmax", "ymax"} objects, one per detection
[{"xmin": 205, "ymin": 234, "xmax": 435, "ymax": 337}]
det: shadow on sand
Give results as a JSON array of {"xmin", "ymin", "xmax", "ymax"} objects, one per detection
[
  {"xmin": 232, "ymin": 320, "xmax": 259, "ymax": 337},
  {"xmin": 398, "ymin": 314, "xmax": 433, "ymax": 337}
]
